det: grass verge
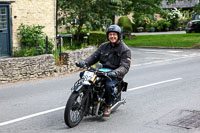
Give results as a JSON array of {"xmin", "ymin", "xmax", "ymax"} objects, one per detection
[{"xmin": 124, "ymin": 33, "xmax": 200, "ymax": 48}]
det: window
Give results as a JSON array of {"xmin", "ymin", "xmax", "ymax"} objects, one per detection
[{"xmin": 0, "ymin": 8, "xmax": 7, "ymax": 30}]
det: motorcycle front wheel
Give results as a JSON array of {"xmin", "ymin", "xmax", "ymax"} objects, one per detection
[{"xmin": 64, "ymin": 90, "xmax": 87, "ymax": 128}]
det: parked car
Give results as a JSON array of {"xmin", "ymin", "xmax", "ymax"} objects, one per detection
[{"xmin": 185, "ymin": 20, "xmax": 200, "ymax": 33}]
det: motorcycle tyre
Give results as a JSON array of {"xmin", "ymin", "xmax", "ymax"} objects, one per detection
[{"xmin": 64, "ymin": 91, "xmax": 86, "ymax": 128}]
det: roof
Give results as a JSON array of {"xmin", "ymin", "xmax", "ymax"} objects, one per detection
[{"xmin": 161, "ymin": 0, "xmax": 199, "ymax": 9}]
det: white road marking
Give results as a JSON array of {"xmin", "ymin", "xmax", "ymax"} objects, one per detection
[
  {"xmin": 128, "ymin": 78, "xmax": 182, "ymax": 92},
  {"xmin": 0, "ymin": 106, "xmax": 65, "ymax": 127},
  {"xmin": 137, "ymin": 49, "xmax": 182, "ymax": 53},
  {"xmin": 131, "ymin": 53, "xmax": 200, "ymax": 67},
  {"xmin": 167, "ymin": 50, "xmax": 182, "ymax": 53},
  {"xmin": 131, "ymin": 56, "xmax": 187, "ymax": 67}
]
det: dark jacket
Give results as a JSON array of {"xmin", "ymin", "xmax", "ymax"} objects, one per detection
[{"xmin": 84, "ymin": 40, "xmax": 131, "ymax": 79}]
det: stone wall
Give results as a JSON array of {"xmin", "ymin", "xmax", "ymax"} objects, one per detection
[
  {"xmin": 0, "ymin": 47, "xmax": 96, "ymax": 83},
  {"xmin": 56, "ymin": 47, "xmax": 96, "ymax": 73},
  {"xmin": 0, "ymin": 54, "xmax": 55, "ymax": 83}
]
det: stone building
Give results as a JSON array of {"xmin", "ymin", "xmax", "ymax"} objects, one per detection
[
  {"xmin": 0, "ymin": 0, "xmax": 56, "ymax": 57},
  {"xmin": 161, "ymin": 0, "xmax": 199, "ymax": 9}
]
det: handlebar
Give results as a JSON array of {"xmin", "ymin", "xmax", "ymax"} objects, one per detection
[
  {"xmin": 75, "ymin": 62, "xmax": 112, "ymax": 81},
  {"xmin": 96, "ymin": 71, "xmax": 112, "ymax": 81}
]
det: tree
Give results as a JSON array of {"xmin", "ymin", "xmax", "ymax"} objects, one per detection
[
  {"xmin": 58, "ymin": 0, "xmax": 132, "ymax": 42},
  {"xmin": 194, "ymin": 3, "xmax": 200, "ymax": 14}
]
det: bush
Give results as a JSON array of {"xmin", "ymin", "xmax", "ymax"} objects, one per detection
[
  {"xmin": 156, "ymin": 20, "xmax": 171, "ymax": 31},
  {"xmin": 17, "ymin": 24, "xmax": 45, "ymax": 47},
  {"xmin": 15, "ymin": 24, "xmax": 54, "ymax": 57},
  {"xmin": 118, "ymin": 16, "xmax": 133, "ymax": 33},
  {"xmin": 167, "ymin": 8, "xmax": 182, "ymax": 30}
]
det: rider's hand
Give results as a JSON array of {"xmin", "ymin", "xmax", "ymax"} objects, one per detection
[
  {"xmin": 108, "ymin": 71, "xmax": 117, "ymax": 78},
  {"xmin": 79, "ymin": 61, "xmax": 86, "ymax": 68}
]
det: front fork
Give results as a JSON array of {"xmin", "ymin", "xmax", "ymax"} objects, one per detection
[{"xmin": 95, "ymin": 96, "xmax": 104, "ymax": 116}]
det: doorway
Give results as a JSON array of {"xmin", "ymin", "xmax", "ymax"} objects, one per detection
[{"xmin": 0, "ymin": 5, "xmax": 11, "ymax": 57}]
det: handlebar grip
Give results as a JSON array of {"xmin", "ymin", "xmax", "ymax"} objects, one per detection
[
  {"xmin": 75, "ymin": 62, "xmax": 87, "ymax": 69},
  {"xmin": 75, "ymin": 62, "xmax": 80, "ymax": 67}
]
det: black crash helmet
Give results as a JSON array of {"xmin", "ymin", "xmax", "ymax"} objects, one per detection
[{"xmin": 106, "ymin": 25, "xmax": 122, "ymax": 40}]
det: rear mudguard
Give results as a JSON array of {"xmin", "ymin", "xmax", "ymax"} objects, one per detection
[
  {"xmin": 118, "ymin": 81, "xmax": 128, "ymax": 92},
  {"xmin": 122, "ymin": 81, "xmax": 128, "ymax": 92}
]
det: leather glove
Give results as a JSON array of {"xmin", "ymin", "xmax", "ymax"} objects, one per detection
[
  {"xmin": 107, "ymin": 71, "xmax": 117, "ymax": 78},
  {"xmin": 78, "ymin": 61, "xmax": 86, "ymax": 68}
]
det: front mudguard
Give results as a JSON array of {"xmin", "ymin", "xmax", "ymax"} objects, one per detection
[
  {"xmin": 72, "ymin": 84, "xmax": 88, "ymax": 92},
  {"xmin": 71, "ymin": 84, "xmax": 90, "ymax": 115}
]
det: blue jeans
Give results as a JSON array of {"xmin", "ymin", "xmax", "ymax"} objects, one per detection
[{"xmin": 105, "ymin": 78, "xmax": 120, "ymax": 105}]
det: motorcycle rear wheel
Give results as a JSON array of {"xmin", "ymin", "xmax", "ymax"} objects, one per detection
[{"xmin": 64, "ymin": 90, "xmax": 86, "ymax": 128}]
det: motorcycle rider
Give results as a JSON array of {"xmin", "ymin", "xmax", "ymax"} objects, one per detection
[{"xmin": 78, "ymin": 25, "xmax": 131, "ymax": 117}]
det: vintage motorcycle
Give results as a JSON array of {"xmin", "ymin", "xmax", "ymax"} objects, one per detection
[{"xmin": 64, "ymin": 63, "xmax": 128, "ymax": 128}]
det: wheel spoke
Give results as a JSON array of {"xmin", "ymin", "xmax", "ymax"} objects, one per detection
[{"xmin": 69, "ymin": 93, "xmax": 84, "ymax": 123}]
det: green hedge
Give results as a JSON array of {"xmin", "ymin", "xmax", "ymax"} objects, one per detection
[
  {"xmin": 59, "ymin": 31, "xmax": 106, "ymax": 48},
  {"xmin": 88, "ymin": 31, "xmax": 107, "ymax": 46}
]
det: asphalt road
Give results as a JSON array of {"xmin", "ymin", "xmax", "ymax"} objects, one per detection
[{"xmin": 0, "ymin": 48, "xmax": 200, "ymax": 133}]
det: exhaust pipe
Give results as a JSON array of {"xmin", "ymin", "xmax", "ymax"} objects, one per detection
[{"xmin": 111, "ymin": 99, "xmax": 126, "ymax": 112}]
